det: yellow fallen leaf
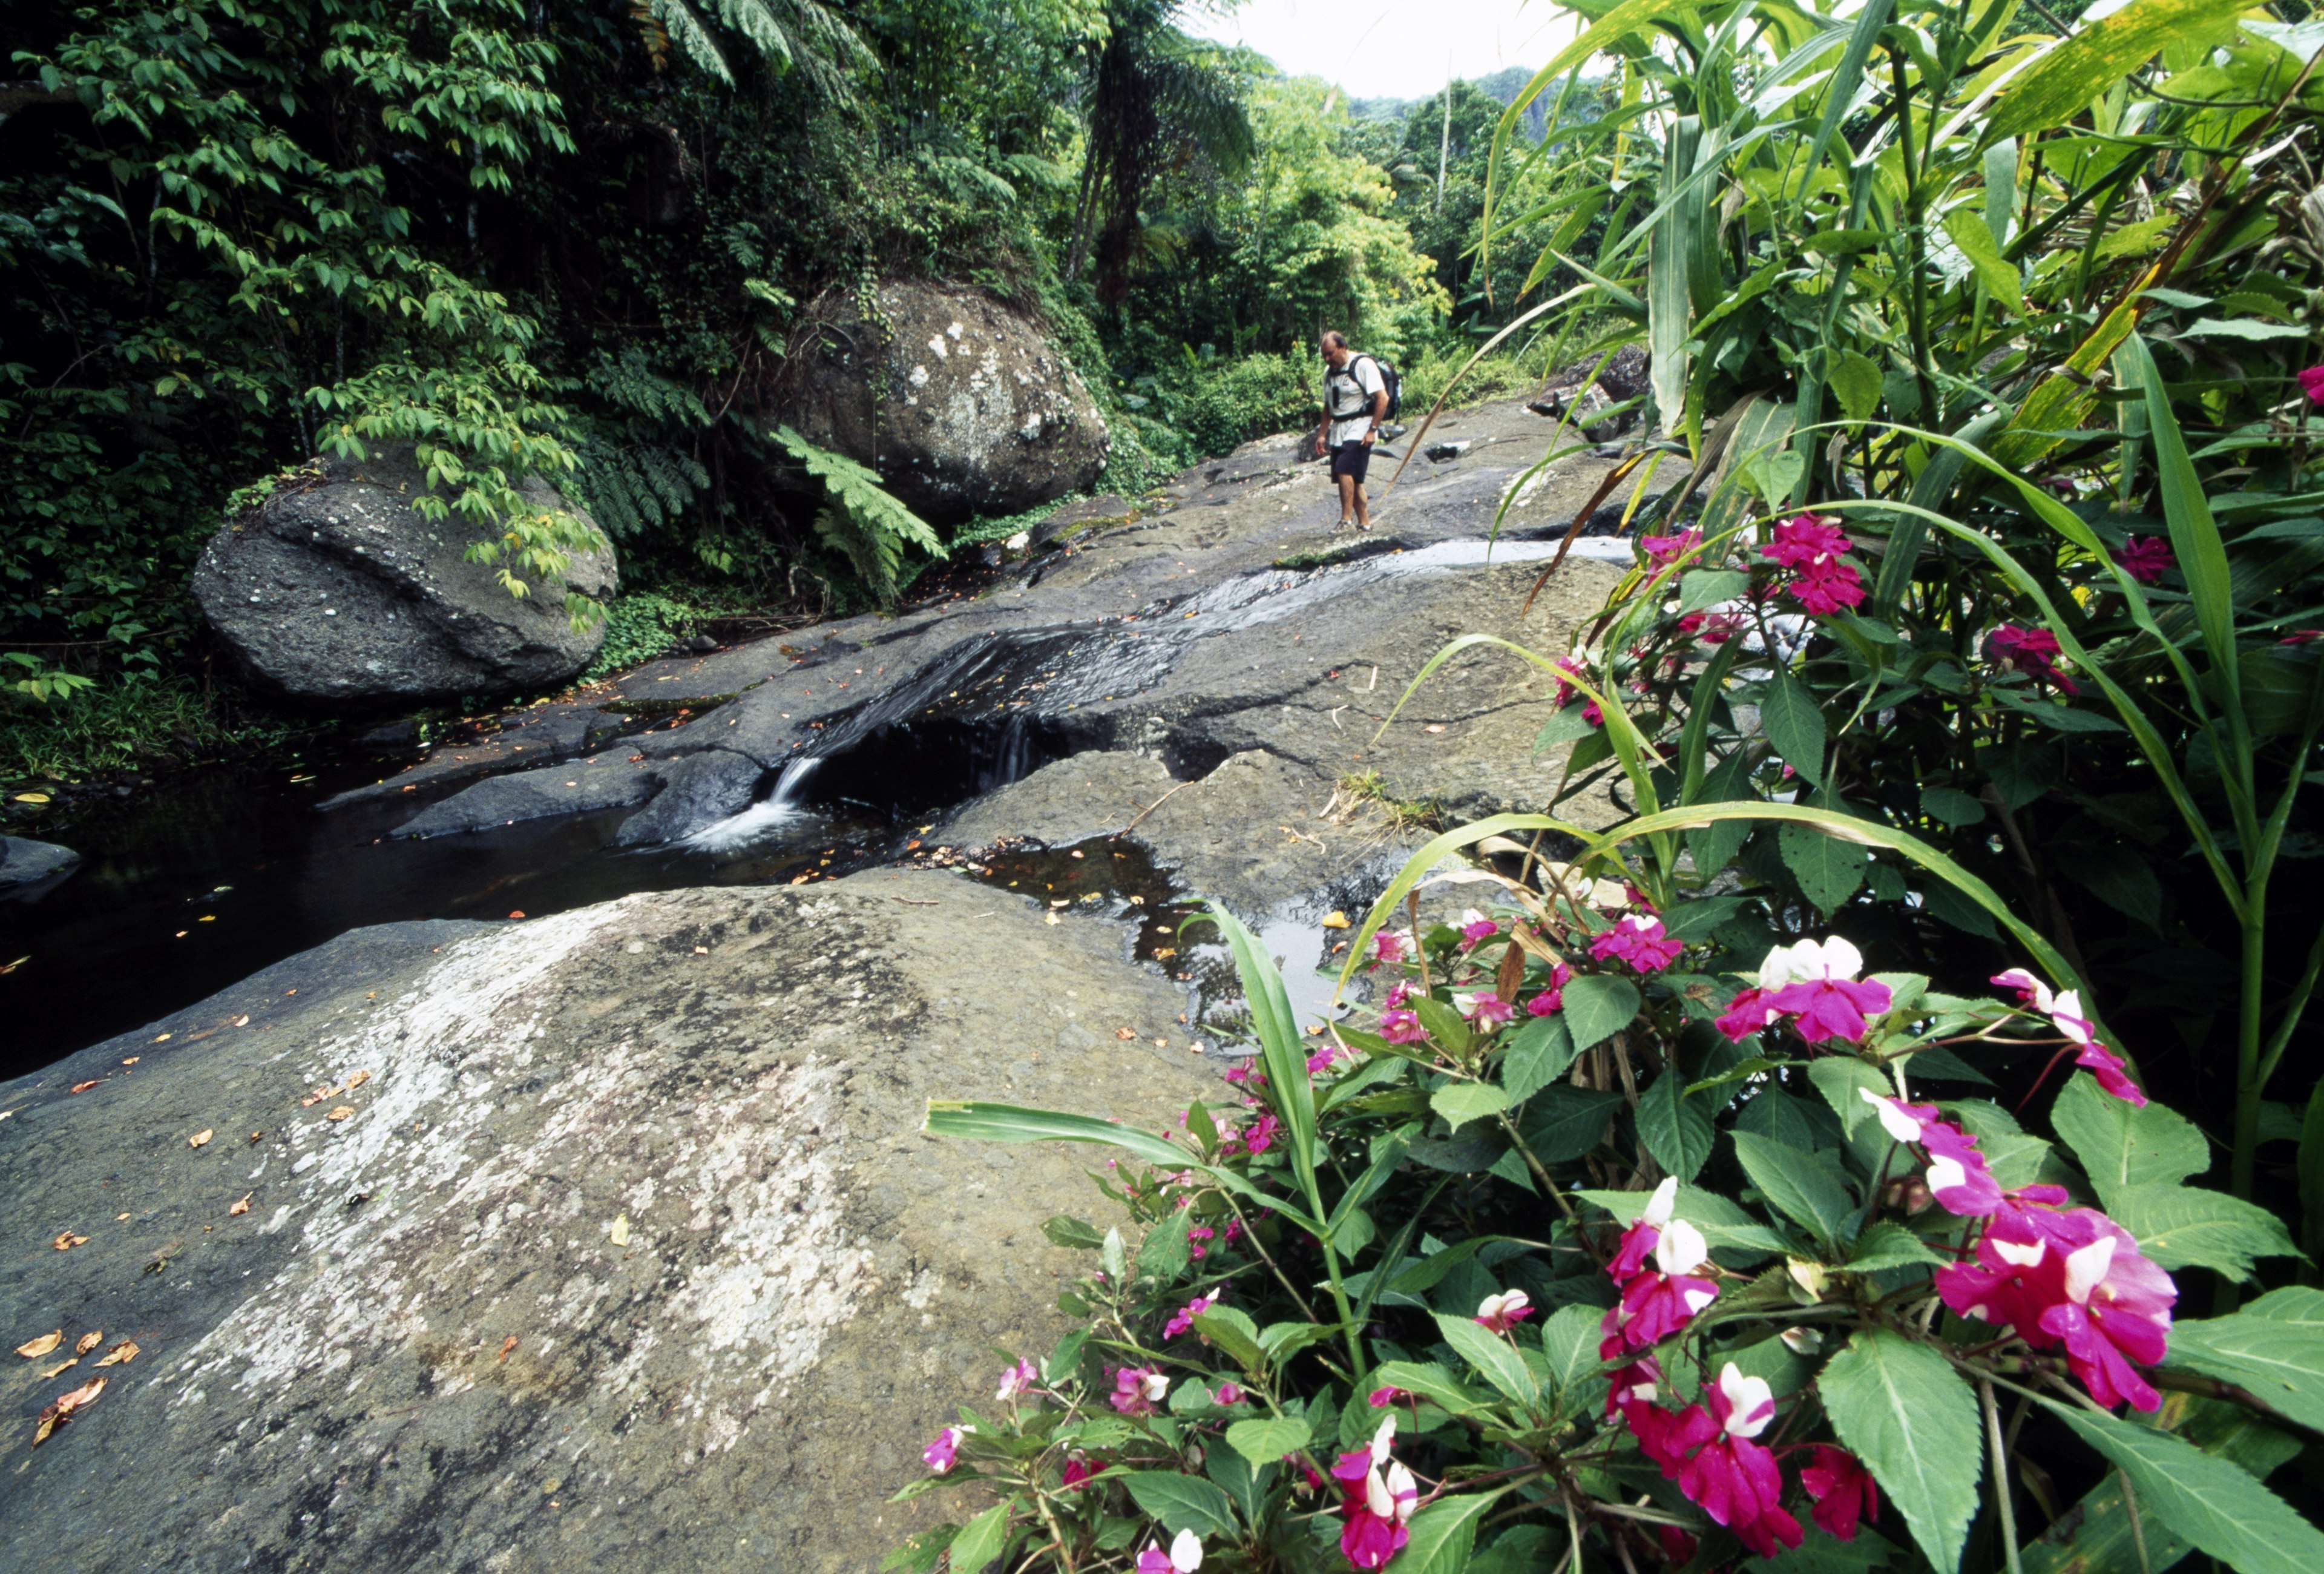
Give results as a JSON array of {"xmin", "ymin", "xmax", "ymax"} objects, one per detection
[
  {"xmin": 344, "ymin": 1069, "xmax": 371, "ymax": 1090},
  {"xmin": 327, "ymin": 1105, "xmax": 353, "ymax": 1121},
  {"xmin": 229, "ymin": 1193, "xmax": 252, "ymax": 1216},
  {"xmin": 121, "ymin": 1056, "xmax": 140, "ymax": 1065},
  {"xmin": 1114, "ymin": 1027, "xmax": 1136, "ymax": 1040},
  {"xmin": 188, "ymin": 1128, "xmax": 212, "ymax": 1148},
  {"xmin": 12, "ymin": 792, "xmax": 50, "ymax": 804},
  {"xmin": 93, "ymin": 1341, "xmax": 137, "ymax": 1368},
  {"xmin": 38, "ymin": 1358, "xmax": 77, "ymax": 1380},
  {"xmin": 51, "ymin": 1232, "xmax": 87, "ymax": 1251},
  {"xmin": 1321, "ymin": 910, "xmax": 1350, "ymax": 929},
  {"xmin": 73, "ymin": 1332, "xmax": 100, "ymax": 1355},
  {"xmin": 15, "ymin": 1331, "xmax": 61, "ymax": 1359},
  {"xmin": 33, "ymin": 1375, "xmax": 105, "ymax": 1444},
  {"xmin": 610, "ymin": 1214, "xmax": 631, "ymax": 1248}
]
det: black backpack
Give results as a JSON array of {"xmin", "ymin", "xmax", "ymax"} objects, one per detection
[{"xmin": 1330, "ymin": 354, "xmax": 1400, "ymax": 423}]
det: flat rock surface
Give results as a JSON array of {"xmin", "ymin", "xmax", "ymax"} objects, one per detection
[
  {"xmin": 0, "ymin": 835, "xmax": 80, "ymax": 893},
  {"xmin": 0, "ymin": 875, "xmax": 1209, "ymax": 1573}
]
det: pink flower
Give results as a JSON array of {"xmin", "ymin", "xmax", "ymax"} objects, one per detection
[
  {"xmin": 1787, "ymin": 557, "xmax": 1867, "ymax": 614},
  {"xmin": 1110, "ymin": 1366, "xmax": 1170, "ymax": 1415},
  {"xmin": 1137, "ymin": 1529, "xmax": 1204, "ymax": 1574},
  {"xmin": 1601, "ymin": 1216, "xmax": 1719, "ymax": 1355},
  {"xmin": 1860, "ymin": 1092, "xmax": 2007, "ymax": 1216},
  {"xmin": 1243, "ymin": 1113, "xmax": 1279, "ymax": 1153},
  {"xmin": 1379, "ymin": 1009, "xmax": 1425, "ymax": 1045},
  {"xmin": 1457, "ymin": 914, "xmax": 1500, "ymax": 950},
  {"xmin": 1987, "ymin": 624, "xmax": 2080, "ymax": 694},
  {"xmin": 1753, "ymin": 937, "xmax": 1893, "ymax": 1044},
  {"xmin": 1801, "ymin": 1446, "xmax": 1880, "ymax": 1541},
  {"xmin": 1590, "ymin": 914, "xmax": 1683, "ymax": 973},
  {"xmin": 1371, "ymin": 932, "xmax": 1407, "ymax": 968},
  {"xmin": 1762, "ymin": 514, "xmax": 1854, "ymax": 568},
  {"xmin": 1607, "ymin": 1176, "xmax": 1679, "ymax": 1280},
  {"xmin": 1642, "ymin": 529, "xmax": 1701, "ymax": 567},
  {"xmin": 1993, "ymin": 970, "xmax": 2145, "ymax": 1105},
  {"xmin": 1186, "ymin": 1224, "xmax": 1213, "ymax": 1260},
  {"xmin": 1382, "ymin": 980, "xmax": 1414, "ymax": 1011},
  {"xmin": 1474, "ymin": 1288, "xmax": 1532, "ymax": 1332},
  {"xmin": 1678, "ymin": 610, "xmax": 1744, "ymax": 645},
  {"xmin": 1938, "ymin": 1205, "xmax": 2176, "ymax": 1411},
  {"xmin": 1213, "ymin": 1382, "xmax": 1245, "ymax": 1405},
  {"xmin": 1061, "ymin": 1454, "xmax": 1098, "ymax": 1490},
  {"xmin": 1333, "ymin": 1420, "xmax": 1417, "ymax": 1571},
  {"xmin": 1368, "ymin": 1386, "xmax": 1406, "ymax": 1408},
  {"xmin": 996, "ymin": 1358, "xmax": 1037, "ymax": 1402},
  {"xmin": 1715, "ymin": 985, "xmax": 1778, "ymax": 1042},
  {"xmin": 1671, "ymin": 1366, "xmax": 1803, "ymax": 1561},
  {"xmin": 924, "ymin": 1424, "xmax": 973, "ymax": 1473},
  {"xmin": 2300, "ymin": 366, "xmax": 2324, "ymax": 405},
  {"xmin": 1222, "ymin": 1061, "xmax": 1258, "ymax": 1085},
  {"xmin": 1165, "ymin": 1291, "xmax": 1219, "ymax": 1340},
  {"xmin": 1462, "ymin": 990, "xmax": 1514, "ymax": 1027},
  {"xmin": 2118, "ymin": 536, "xmax": 2173, "ymax": 584},
  {"xmin": 1525, "ymin": 961, "xmax": 1571, "ymax": 1015},
  {"xmin": 1306, "ymin": 1047, "xmax": 1337, "ymax": 1073}
]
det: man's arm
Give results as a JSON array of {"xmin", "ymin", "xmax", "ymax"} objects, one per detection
[{"xmin": 1364, "ymin": 373, "xmax": 1388, "ymax": 444}]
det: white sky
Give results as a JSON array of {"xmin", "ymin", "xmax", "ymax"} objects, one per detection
[{"xmin": 1184, "ymin": 0, "xmax": 1587, "ymax": 102}]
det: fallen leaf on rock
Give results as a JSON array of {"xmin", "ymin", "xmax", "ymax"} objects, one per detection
[
  {"xmin": 38, "ymin": 1358, "xmax": 77, "ymax": 1378},
  {"xmin": 231, "ymin": 1015, "xmax": 248, "ymax": 1027},
  {"xmin": 610, "ymin": 1214, "xmax": 631, "ymax": 1247},
  {"xmin": 15, "ymin": 1332, "xmax": 61, "ymax": 1359},
  {"xmin": 692, "ymin": 946, "xmax": 708, "ymax": 955},
  {"xmin": 1152, "ymin": 947, "xmax": 1177, "ymax": 960},
  {"xmin": 0, "ymin": 957, "xmax": 27, "ymax": 976},
  {"xmin": 344, "ymin": 1070, "xmax": 371, "ymax": 1091},
  {"xmin": 122, "ymin": 1056, "xmax": 139, "ymax": 1065},
  {"xmin": 1321, "ymin": 910, "xmax": 1350, "ymax": 929},
  {"xmin": 229, "ymin": 1193, "xmax": 252, "ymax": 1216},
  {"xmin": 1424, "ymin": 723, "xmax": 1446, "ymax": 734},
  {"xmin": 13, "ymin": 792, "xmax": 50, "ymax": 804},
  {"xmin": 73, "ymin": 1332, "xmax": 100, "ymax": 1355},
  {"xmin": 68, "ymin": 1081, "xmax": 99, "ymax": 1094},
  {"xmin": 51, "ymin": 1232, "xmax": 87, "ymax": 1251},
  {"xmin": 33, "ymin": 1375, "xmax": 106, "ymax": 1444},
  {"xmin": 1043, "ymin": 911, "xmax": 1061, "ymax": 925},
  {"xmin": 1114, "ymin": 1027, "xmax": 1136, "ymax": 1040},
  {"xmin": 249, "ymin": 1131, "xmax": 263, "ymax": 1144},
  {"xmin": 508, "ymin": 910, "xmax": 525, "ymax": 920},
  {"xmin": 189, "ymin": 1128, "xmax": 212, "ymax": 1148},
  {"xmin": 498, "ymin": 1335, "xmax": 519, "ymax": 1363},
  {"xmin": 93, "ymin": 1341, "xmax": 137, "ymax": 1368},
  {"xmin": 198, "ymin": 915, "xmax": 215, "ymax": 923},
  {"xmin": 114, "ymin": 1212, "xmax": 128, "ymax": 1221},
  {"xmin": 327, "ymin": 1105, "xmax": 353, "ymax": 1121}
]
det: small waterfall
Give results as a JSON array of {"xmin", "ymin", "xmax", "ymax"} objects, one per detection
[
  {"xmin": 678, "ymin": 756, "xmax": 823, "ymax": 852},
  {"xmin": 768, "ymin": 755, "xmax": 821, "ymax": 806}
]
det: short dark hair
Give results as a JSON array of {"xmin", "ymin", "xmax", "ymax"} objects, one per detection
[{"xmin": 1321, "ymin": 330, "xmax": 1347, "ymax": 350}]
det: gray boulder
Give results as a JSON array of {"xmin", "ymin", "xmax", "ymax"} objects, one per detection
[
  {"xmin": 191, "ymin": 445, "xmax": 619, "ymax": 702},
  {"xmin": 785, "ymin": 282, "xmax": 1109, "ymax": 523},
  {"xmin": 0, "ymin": 835, "xmax": 78, "ymax": 895},
  {"xmin": 0, "ymin": 878, "xmax": 1208, "ymax": 1574}
]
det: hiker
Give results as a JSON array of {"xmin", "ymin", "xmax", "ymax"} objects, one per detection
[{"xmin": 1315, "ymin": 331, "xmax": 1389, "ymax": 529}]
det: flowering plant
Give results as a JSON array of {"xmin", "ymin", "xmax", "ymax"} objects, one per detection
[{"xmin": 903, "ymin": 878, "xmax": 2319, "ymax": 1574}]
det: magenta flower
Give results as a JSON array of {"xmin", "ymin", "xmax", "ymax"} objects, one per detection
[
  {"xmin": 1332, "ymin": 1420, "xmax": 1417, "ymax": 1571},
  {"xmin": 924, "ymin": 1424, "xmax": 973, "ymax": 1473},
  {"xmin": 1137, "ymin": 1529, "xmax": 1204, "ymax": 1574},
  {"xmin": 1109, "ymin": 1366, "xmax": 1169, "ymax": 1415},
  {"xmin": 995, "ymin": 1358, "xmax": 1037, "ymax": 1403},
  {"xmin": 1221, "ymin": 1061, "xmax": 1256, "ymax": 1085},
  {"xmin": 1457, "ymin": 914, "xmax": 1500, "ymax": 950},
  {"xmin": 1600, "ymin": 1217, "xmax": 1718, "ymax": 1356},
  {"xmin": 1243, "ymin": 1112, "xmax": 1279, "ymax": 1153},
  {"xmin": 1379, "ymin": 1009, "xmax": 1424, "ymax": 1045},
  {"xmin": 1589, "ymin": 914, "xmax": 1683, "ymax": 973},
  {"xmin": 2300, "ymin": 366, "xmax": 2324, "ymax": 405},
  {"xmin": 1938, "ymin": 1205, "xmax": 2176, "ymax": 1411},
  {"xmin": 1993, "ymin": 970, "xmax": 2145, "ymax": 1105},
  {"xmin": 1787, "ymin": 556, "xmax": 1868, "ymax": 614},
  {"xmin": 1525, "ymin": 961, "xmax": 1571, "ymax": 1016},
  {"xmin": 1371, "ymin": 931, "xmax": 1407, "ymax": 968},
  {"xmin": 1987, "ymin": 624, "xmax": 2080, "ymax": 693},
  {"xmin": 1549, "ymin": 656, "xmax": 1605, "ymax": 725},
  {"xmin": 1367, "ymin": 1385, "xmax": 1406, "ymax": 1408},
  {"xmin": 1213, "ymin": 1381, "xmax": 1245, "ymax": 1405},
  {"xmin": 1462, "ymin": 990, "xmax": 1514, "ymax": 1027},
  {"xmin": 2118, "ymin": 536, "xmax": 2173, "ymax": 584},
  {"xmin": 1306, "ymin": 1047, "xmax": 1338, "ymax": 1073},
  {"xmin": 1164, "ymin": 1290, "xmax": 1219, "ymax": 1340},
  {"xmin": 1186, "ymin": 1223, "xmax": 1213, "ymax": 1260},
  {"xmin": 1606, "ymin": 1176, "xmax": 1679, "ymax": 1280},
  {"xmin": 1061, "ymin": 1454, "xmax": 1098, "ymax": 1490},
  {"xmin": 1860, "ymin": 1092, "xmax": 2006, "ymax": 1215},
  {"xmin": 1642, "ymin": 528, "xmax": 1702, "ymax": 567},
  {"xmin": 1753, "ymin": 936, "xmax": 1893, "ymax": 1044},
  {"xmin": 1678, "ymin": 609, "xmax": 1744, "ymax": 644},
  {"xmin": 1762, "ymin": 514, "xmax": 1854, "ymax": 568},
  {"xmin": 1474, "ymin": 1288, "xmax": 1532, "ymax": 1333},
  {"xmin": 1671, "ymin": 1366, "xmax": 1804, "ymax": 1561},
  {"xmin": 1715, "ymin": 985, "xmax": 1778, "ymax": 1042},
  {"xmin": 1802, "ymin": 1446, "xmax": 1880, "ymax": 1541}
]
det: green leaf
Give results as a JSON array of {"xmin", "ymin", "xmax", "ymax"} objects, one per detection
[
  {"xmin": 1502, "ymin": 1015, "xmax": 1579, "ymax": 1101},
  {"xmin": 925, "ymin": 1101, "xmax": 1304, "ymax": 1225},
  {"xmin": 2180, "ymin": 317, "xmax": 2311, "ymax": 341},
  {"xmin": 1828, "ymin": 350, "xmax": 1885, "ymax": 423},
  {"xmin": 1919, "ymin": 785, "xmax": 1986, "ymax": 826},
  {"xmin": 1537, "ymin": 1304, "xmax": 1604, "ymax": 1412},
  {"xmin": 2167, "ymin": 1287, "xmax": 2324, "ymax": 1433},
  {"xmin": 948, "ymin": 1503, "xmax": 1013, "ymax": 1574},
  {"xmin": 2106, "ymin": 1183, "xmax": 2299, "ymax": 1281},
  {"xmin": 1191, "ymin": 1307, "xmax": 1265, "ymax": 1372},
  {"xmin": 2041, "ymin": 1398, "xmax": 2324, "ymax": 1574},
  {"xmin": 1675, "ymin": 568, "xmax": 1750, "ymax": 616},
  {"xmin": 1370, "ymin": 1359, "xmax": 1494, "ymax": 1414},
  {"xmin": 1942, "ymin": 208, "xmax": 2025, "ymax": 316},
  {"xmin": 1820, "ymin": 1328, "xmax": 1983, "ymax": 1574},
  {"xmin": 1433, "ymin": 1311, "xmax": 1538, "ymax": 1409},
  {"xmin": 1638, "ymin": 1072, "xmax": 1715, "ymax": 1182},
  {"xmin": 1398, "ymin": 1489, "xmax": 1507, "ymax": 1574},
  {"xmin": 1848, "ymin": 1220, "xmax": 1942, "ymax": 1274},
  {"xmin": 1990, "ymin": 0, "xmax": 2242, "ymax": 138},
  {"xmin": 1809, "ymin": 1058, "xmax": 1893, "ymax": 1135},
  {"xmin": 1534, "ymin": 707, "xmax": 1599, "ymax": 754},
  {"xmin": 1045, "ymin": 1327, "xmax": 1091, "ymax": 1386},
  {"xmin": 1760, "ymin": 666, "xmax": 1828, "ymax": 785},
  {"xmin": 1733, "ymin": 1130, "xmax": 1855, "ymax": 1248},
  {"xmin": 1779, "ymin": 820, "xmax": 1866, "ymax": 912},
  {"xmin": 1259, "ymin": 1320, "xmax": 1336, "ymax": 1362},
  {"xmin": 1433, "ymin": 1082, "xmax": 1513, "ymax": 1133},
  {"xmin": 1121, "ymin": 1472, "xmax": 1241, "ymax": 1538},
  {"xmin": 1415, "ymin": 995, "xmax": 1474, "ymax": 1059},
  {"xmin": 1562, "ymin": 975, "xmax": 1641, "ymax": 1052},
  {"xmin": 1518, "ymin": 1085, "xmax": 1624, "ymax": 1162},
  {"xmin": 2050, "ymin": 1073, "xmax": 2208, "ymax": 1207},
  {"xmin": 1043, "ymin": 1214, "xmax": 1105, "ymax": 1250},
  {"xmin": 1137, "ymin": 1213, "xmax": 1193, "ymax": 1280},
  {"xmin": 1223, "ymin": 1415, "xmax": 1311, "ymax": 1467}
]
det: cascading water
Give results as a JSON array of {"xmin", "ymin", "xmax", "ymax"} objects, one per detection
[{"xmin": 678, "ymin": 756, "xmax": 822, "ymax": 852}]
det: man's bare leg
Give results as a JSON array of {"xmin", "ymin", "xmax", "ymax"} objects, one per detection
[
  {"xmin": 1351, "ymin": 478, "xmax": 1371, "ymax": 529},
  {"xmin": 1336, "ymin": 472, "xmax": 1357, "ymax": 525}
]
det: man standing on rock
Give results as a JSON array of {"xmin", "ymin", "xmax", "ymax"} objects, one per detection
[{"xmin": 1315, "ymin": 331, "xmax": 1388, "ymax": 530}]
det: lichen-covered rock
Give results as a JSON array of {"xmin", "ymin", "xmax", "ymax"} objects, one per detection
[
  {"xmin": 786, "ymin": 282, "xmax": 1109, "ymax": 523},
  {"xmin": 0, "ymin": 878, "xmax": 1208, "ymax": 1573},
  {"xmin": 192, "ymin": 445, "xmax": 619, "ymax": 702},
  {"xmin": 0, "ymin": 835, "xmax": 79, "ymax": 895}
]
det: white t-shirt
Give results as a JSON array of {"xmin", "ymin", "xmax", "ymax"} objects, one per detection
[{"xmin": 1327, "ymin": 356, "xmax": 1387, "ymax": 446}]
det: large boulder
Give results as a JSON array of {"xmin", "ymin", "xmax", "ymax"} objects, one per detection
[
  {"xmin": 0, "ymin": 877, "xmax": 1209, "ymax": 1573},
  {"xmin": 0, "ymin": 835, "xmax": 78, "ymax": 897},
  {"xmin": 786, "ymin": 281, "xmax": 1109, "ymax": 523},
  {"xmin": 192, "ymin": 445, "xmax": 619, "ymax": 702}
]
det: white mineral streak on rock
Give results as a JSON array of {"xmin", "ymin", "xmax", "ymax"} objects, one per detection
[{"xmin": 166, "ymin": 896, "xmax": 873, "ymax": 1458}]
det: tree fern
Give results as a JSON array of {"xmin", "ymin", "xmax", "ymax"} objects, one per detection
[{"xmin": 774, "ymin": 426, "xmax": 944, "ymax": 607}]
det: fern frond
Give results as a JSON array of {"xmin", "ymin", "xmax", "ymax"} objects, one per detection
[
  {"xmin": 776, "ymin": 426, "xmax": 944, "ymax": 606},
  {"xmin": 643, "ymin": 0, "xmax": 733, "ymax": 85}
]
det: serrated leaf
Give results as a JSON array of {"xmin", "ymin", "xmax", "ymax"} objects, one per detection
[
  {"xmin": 1043, "ymin": 1214, "xmax": 1105, "ymax": 1250},
  {"xmin": 2041, "ymin": 1398, "xmax": 2324, "ymax": 1574},
  {"xmin": 1732, "ymin": 1130, "xmax": 1854, "ymax": 1248},
  {"xmin": 1122, "ymin": 1472, "xmax": 1240, "ymax": 1537},
  {"xmin": 1371, "ymin": 1358, "xmax": 1493, "ymax": 1414},
  {"xmin": 1534, "ymin": 708, "xmax": 1600, "ymax": 754},
  {"xmin": 1828, "ymin": 349, "xmax": 1885, "ymax": 423},
  {"xmin": 1820, "ymin": 1328, "xmax": 1983, "ymax": 1574},
  {"xmin": 1562, "ymin": 975, "xmax": 1641, "ymax": 1052},
  {"xmin": 2050, "ymin": 1073, "xmax": 2207, "ymax": 1207},
  {"xmin": 1433, "ymin": 1082, "xmax": 1512, "ymax": 1133},
  {"xmin": 1808, "ymin": 1058, "xmax": 1893, "ymax": 1135},
  {"xmin": 948, "ymin": 1503, "xmax": 1013, "ymax": 1574},
  {"xmin": 1501, "ymin": 1015, "xmax": 1578, "ymax": 1102},
  {"xmin": 1760, "ymin": 666, "xmax": 1828, "ymax": 785},
  {"xmin": 2166, "ymin": 1287, "xmax": 2324, "ymax": 1433},
  {"xmin": 1415, "ymin": 995, "xmax": 1472, "ymax": 1058},
  {"xmin": 1779, "ymin": 820, "xmax": 1866, "ymax": 912},
  {"xmin": 1224, "ymin": 1415, "xmax": 1311, "ymax": 1467},
  {"xmin": 1537, "ymin": 1304, "xmax": 1604, "ymax": 1414},
  {"xmin": 1190, "ymin": 1306, "xmax": 1264, "ymax": 1371},
  {"xmin": 1518, "ymin": 1085, "xmax": 1624, "ymax": 1162},
  {"xmin": 1138, "ymin": 1213, "xmax": 1192, "ymax": 1280},
  {"xmin": 1919, "ymin": 786, "xmax": 1985, "ymax": 826},
  {"xmin": 1848, "ymin": 1220, "xmax": 1942, "ymax": 1274},
  {"xmin": 1399, "ymin": 1489, "xmax": 1507, "ymax": 1574},
  {"xmin": 1675, "ymin": 568, "xmax": 1749, "ymax": 616},
  {"xmin": 1045, "ymin": 1327, "xmax": 1090, "ymax": 1386},
  {"xmin": 1638, "ymin": 1072, "xmax": 1715, "ymax": 1182},
  {"xmin": 1433, "ymin": 1311, "xmax": 1538, "ymax": 1408},
  {"xmin": 2107, "ymin": 1183, "xmax": 2298, "ymax": 1280}
]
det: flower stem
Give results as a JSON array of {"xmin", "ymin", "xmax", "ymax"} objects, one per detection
[{"xmin": 1981, "ymin": 1378, "xmax": 2023, "ymax": 1574}]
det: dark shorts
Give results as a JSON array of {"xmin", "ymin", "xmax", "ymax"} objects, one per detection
[{"xmin": 1330, "ymin": 439, "xmax": 1371, "ymax": 483}]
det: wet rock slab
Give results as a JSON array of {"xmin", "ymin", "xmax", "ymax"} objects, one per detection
[
  {"xmin": 0, "ymin": 875, "xmax": 1210, "ymax": 1573},
  {"xmin": 0, "ymin": 835, "xmax": 79, "ymax": 895}
]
